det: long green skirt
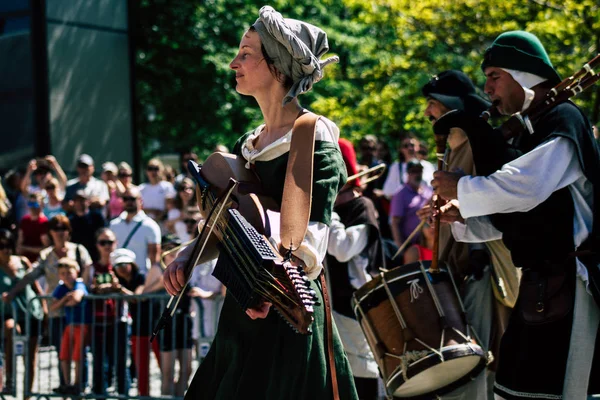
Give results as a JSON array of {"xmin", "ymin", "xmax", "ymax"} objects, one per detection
[{"xmin": 185, "ymin": 277, "xmax": 359, "ymax": 399}]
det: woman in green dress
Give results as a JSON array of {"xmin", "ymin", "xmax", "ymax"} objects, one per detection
[{"xmin": 163, "ymin": 6, "xmax": 358, "ymax": 399}]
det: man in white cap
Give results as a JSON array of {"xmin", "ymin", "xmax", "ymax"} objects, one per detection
[{"xmin": 65, "ymin": 154, "xmax": 109, "ymax": 208}]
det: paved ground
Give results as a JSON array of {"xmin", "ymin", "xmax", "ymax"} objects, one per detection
[
  {"xmin": 4, "ymin": 342, "xmax": 205, "ymax": 400},
  {"xmin": 4, "ymin": 345, "xmax": 598, "ymax": 399}
]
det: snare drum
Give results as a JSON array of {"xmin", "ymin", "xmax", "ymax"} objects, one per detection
[{"xmin": 352, "ymin": 260, "xmax": 487, "ymax": 399}]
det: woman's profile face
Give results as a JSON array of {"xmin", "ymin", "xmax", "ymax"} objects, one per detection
[{"xmin": 229, "ymin": 30, "xmax": 275, "ymax": 96}]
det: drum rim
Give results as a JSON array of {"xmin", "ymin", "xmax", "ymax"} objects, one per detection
[
  {"xmin": 386, "ymin": 343, "xmax": 487, "ymax": 399},
  {"xmin": 352, "ymin": 267, "xmax": 449, "ymax": 314}
]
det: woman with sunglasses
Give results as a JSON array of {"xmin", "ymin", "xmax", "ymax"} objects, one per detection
[
  {"xmin": 165, "ymin": 178, "xmax": 196, "ymax": 240},
  {"xmin": 0, "ymin": 229, "xmax": 45, "ymax": 394},
  {"xmin": 83, "ymin": 227, "xmax": 129, "ymax": 396},
  {"xmin": 6, "ymin": 215, "xmax": 92, "ymax": 391},
  {"xmin": 107, "ymin": 162, "xmax": 136, "ymax": 221},
  {"xmin": 139, "ymin": 159, "xmax": 176, "ymax": 223},
  {"xmin": 43, "ymin": 178, "xmax": 66, "ymax": 220}
]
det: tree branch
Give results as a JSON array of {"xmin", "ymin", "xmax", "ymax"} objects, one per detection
[{"xmin": 528, "ymin": 0, "xmax": 563, "ymax": 11}]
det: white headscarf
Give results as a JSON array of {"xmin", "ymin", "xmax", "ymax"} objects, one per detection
[{"xmin": 252, "ymin": 6, "xmax": 339, "ymax": 106}]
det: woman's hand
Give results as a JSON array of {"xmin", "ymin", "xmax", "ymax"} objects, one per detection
[
  {"xmin": 163, "ymin": 259, "xmax": 187, "ymax": 296},
  {"xmin": 245, "ymin": 301, "xmax": 272, "ymax": 319},
  {"xmin": 111, "ymin": 275, "xmax": 122, "ymax": 292}
]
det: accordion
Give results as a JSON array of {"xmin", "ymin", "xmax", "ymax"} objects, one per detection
[{"xmin": 190, "ymin": 155, "xmax": 318, "ymax": 334}]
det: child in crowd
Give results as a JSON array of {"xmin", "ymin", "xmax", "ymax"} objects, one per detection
[
  {"xmin": 111, "ymin": 248, "xmax": 159, "ymax": 396},
  {"xmin": 50, "ymin": 258, "xmax": 90, "ymax": 395},
  {"xmin": 17, "ymin": 192, "xmax": 49, "ymax": 262}
]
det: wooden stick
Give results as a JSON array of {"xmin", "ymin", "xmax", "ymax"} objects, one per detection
[
  {"xmin": 389, "ymin": 219, "xmax": 427, "ymax": 265},
  {"xmin": 430, "ymin": 134, "xmax": 448, "ymax": 272}
]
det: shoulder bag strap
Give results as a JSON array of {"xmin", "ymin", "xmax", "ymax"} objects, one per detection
[
  {"xmin": 280, "ymin": 111, "xmax": 318, "ymax": 252},
  {"xmin": 122, "ymin": 220, "xmax": 144, "ymax": 249},
  {"xmin": 76, "ymin": 244, "xmax": 82, "ymax": 272}
]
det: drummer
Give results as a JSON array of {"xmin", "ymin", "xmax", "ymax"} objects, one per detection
[
  {"xmin": 326, "ymin": 138, "xmax": 384, "ymax": 400},
  {"xmin": 420, "ymin": 70, "xmax": 514, "ymax": 399}
]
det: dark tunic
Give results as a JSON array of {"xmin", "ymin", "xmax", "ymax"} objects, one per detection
[
  {"xmin": 185, "ymin": 128, "xmax": 359, "ymax": 400},
  {"xmin": 327, "ymin": 195, "xmax": 382, "ymax": 319},
  {"xmin": 477, "ymin": 102, "xmax": 600, "ymax": 399}
]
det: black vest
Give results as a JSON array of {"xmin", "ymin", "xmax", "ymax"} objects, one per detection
[
  {"xmin": 483, "ymin": 102, "xmax": 598, "ymax": 271},
  {"xmin": 327, "ymin": 196, "xmax": 382, "ymax": 319}
]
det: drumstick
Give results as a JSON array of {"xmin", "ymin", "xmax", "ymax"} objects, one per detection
[{"xmin": 389, "ymin": 219, "xmax": 426, "ymax": 264}]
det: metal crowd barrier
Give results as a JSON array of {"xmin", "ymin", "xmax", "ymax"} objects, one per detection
[{"xmin": 3, "ymin": 293, "xmax": 225, "ymax": 400}]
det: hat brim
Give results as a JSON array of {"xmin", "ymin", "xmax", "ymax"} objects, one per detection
[
  {"xmin": 463, "ymin": 93, "xmax": 492, "ymax": 117},
  {"xmin": 113, "ymin": 256, "xmax": 136, "ymax": 265},
  {"xmin": 428, "ymin": 93, "xmax": 465, "ymax": 111}
]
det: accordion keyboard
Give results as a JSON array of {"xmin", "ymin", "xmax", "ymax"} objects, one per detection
[{"xmin": 228, "ymin": 209, "xmax": 278, "ymax": 260}]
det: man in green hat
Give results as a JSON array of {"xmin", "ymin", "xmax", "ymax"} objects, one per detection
[{"xmin": 431, "ymin": 31, "xmax": 600, "ymax": 400}]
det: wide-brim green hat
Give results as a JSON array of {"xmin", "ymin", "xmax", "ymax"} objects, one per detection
[{"xmin": 481, "ymin": 31, "xmax": 561, "ymax": 85}]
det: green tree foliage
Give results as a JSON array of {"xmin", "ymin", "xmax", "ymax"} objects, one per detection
[{"xmin": 134, "ymin": 0, "xmax": 600, "ymax": 162}]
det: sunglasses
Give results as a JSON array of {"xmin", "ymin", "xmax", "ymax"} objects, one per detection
[
  {"xmin": 45, "ymin": 186, "xmax": 56, "ymax": 190},
  {"xmin": 179, "ymin": 186, "xmax": 193, "ymax": 192},
  {"xmin": 0, "ymin": 243, "xmax": 11, "ymax": 250},
  {"xmin": 184, "ymin": 219, "xmax": 198, "ymax": 225},
  {"xmin": 115, "ymin": 263, "xmax": 130, "ymax": 268},
  {"xmin": 402, "ymin": 143, "xmax": 415, "ymax": 148},
  {"xmin": 97, "ymin": 240, "xmax": 115, "ymax": 247},
  {"xmin": 122, "ymin": 196, "xmax": 138, "ymax": 202},
  {"xmin": 118, "ymin": 172, "xmax": 132, "ymax": 178},
  {"xmin": 51, "ymin": 226, "xmax": 68, "ymax": 232},
  {"xmin": 27, "ymin": 201, "xmax": 40, "ymax": 209},
  {"xmin": 147, "ymin": 166, "xmax": 160, "ymax": 172},
  {"xmin": 77, "ymin": 163, "xmax": 91, "ymax": 169}
]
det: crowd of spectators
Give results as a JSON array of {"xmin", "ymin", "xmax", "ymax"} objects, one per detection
[
  {"xmin": 0, "ymin": 150, "xmax": 225, "ymax": 396},
  {"xmin": 0, "ymin": 136, "xmax": 439, "ymax": 396},
  {"xmin": 357, "ymin": 133, "xmax": 437, "ymax": 264}
]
